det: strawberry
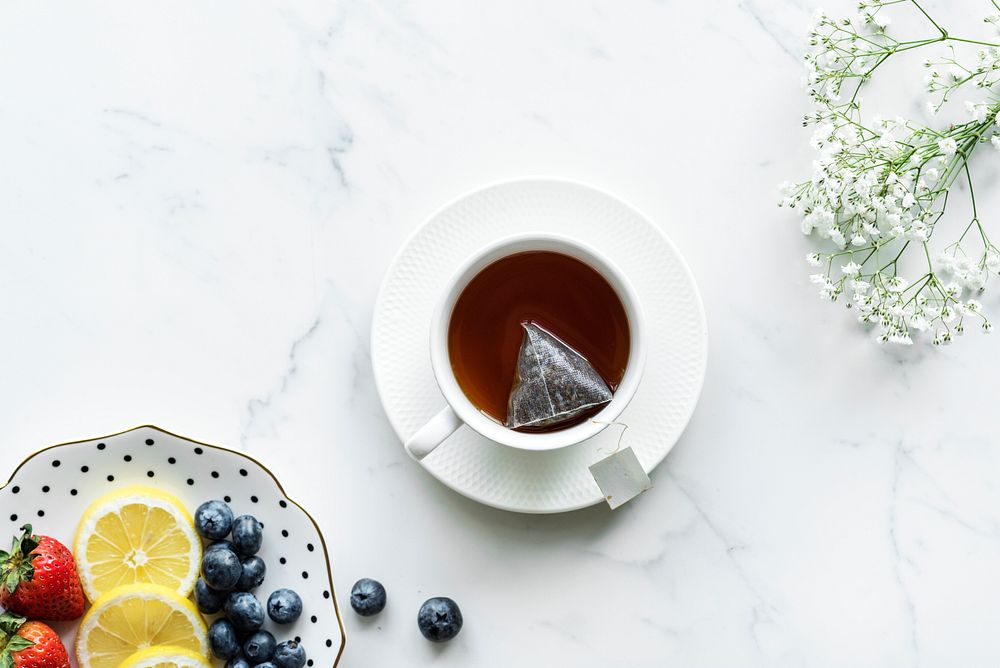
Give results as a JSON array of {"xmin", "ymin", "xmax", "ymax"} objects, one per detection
[
  {"xmin": 0, "ymin": 525, "xmax": 84, "ymax": 621},
  {"xmin": 0, "ymin": 612, "xmax": 70, "ymax": 668}
]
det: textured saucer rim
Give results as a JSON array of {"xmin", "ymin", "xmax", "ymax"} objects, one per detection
[{"xmin": 371, "ymin": 176, "xmax": 708, "ymax": 513}]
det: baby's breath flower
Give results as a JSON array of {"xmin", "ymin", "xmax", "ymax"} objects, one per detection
[
  {"xmin": 783, "ymin": 0, "xmax": 1000, "ymax": 345},
  {"xmin": 967, "ymin": 101, "xmax": 990, "ymax": 122},
  {"xmin": 885, "ymin": 276, "xmax": 908, "ymax": 292},
  {"xmin": 841, "ymin": 261, "xmax": 862, "ymax": 276},
  {"xmin": 910, "ymin": 314, "xmax": 930, "ymax": 331},
  {"xmin": 933, "ymin": 330, "xmax": 953, "ymax": 345}
]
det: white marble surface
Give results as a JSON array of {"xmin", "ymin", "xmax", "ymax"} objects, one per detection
[{"xmin": 3, "ymin": 0, "xmax": 1000, "ymax": 666}]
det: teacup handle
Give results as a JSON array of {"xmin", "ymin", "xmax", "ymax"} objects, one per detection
[{"xmin": 404, "ymin": 406, "xmax": 464, "ymax": 461}]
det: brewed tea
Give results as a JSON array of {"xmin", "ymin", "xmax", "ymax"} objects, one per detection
[{"xmin": 447, "ymin": 251, "xmax": 630, "ymax": 431}]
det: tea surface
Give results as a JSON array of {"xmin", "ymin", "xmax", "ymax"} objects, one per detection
[{"xmin": 448, "ymin": 250, "xmax": 630, "ymax": 427}]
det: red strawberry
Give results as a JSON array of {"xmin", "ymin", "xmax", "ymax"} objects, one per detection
[
  {"xmin": 0, "ymin": 612, "xmax": 70, "ymax": 668},
  {"xmin": 0, "ymin": 526, "xmax": 84, "ymax": 621}
]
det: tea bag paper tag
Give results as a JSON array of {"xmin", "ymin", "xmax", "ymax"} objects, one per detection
[{"xmin": 588, "ymin": 446, "xmax": 652, "ymax": 509}]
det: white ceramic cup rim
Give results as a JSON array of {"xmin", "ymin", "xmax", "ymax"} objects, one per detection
[{"xmin": 428, "ymin": 232, "xmax": 647, "ymax": 452}]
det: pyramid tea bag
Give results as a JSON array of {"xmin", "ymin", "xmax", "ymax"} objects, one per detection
[{"xmin": 506, "ymin": 322, "xmax": 613, "ymax": 430}]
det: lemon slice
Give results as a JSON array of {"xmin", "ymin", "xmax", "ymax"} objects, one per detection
[
  {"xmin": 76, "ymin": 583, "xmax": 208, "ymax": 668},
  {"xmin": 74, "ymin": 485, "xmax": 201, "ymax": 601},
  {"xmin": 118, "ymin": 646, "xmax": 211, "ymax": 668}
]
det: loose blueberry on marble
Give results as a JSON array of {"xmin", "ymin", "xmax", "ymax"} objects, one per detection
[
  {"xmin": 237, "ymin": 555, "xmax": 267, "ymax": 591},
  {"xmin": 272, "ymin": 640, "xmax": 306, "ymax": 668},
  {"xmin": 209, "ymin": 618, "xmax": 241, "ymax": 660},
  {"xmin": 243, "ymin": 630, "xmax": 277, "ymax": 664},
  {"xmin": 266, "ymin": 588, "xmax": 302, "ymax": 624},
  {"xmin": 417, "ymin": 597, "xmax": 463, "ymax": 643},
  {"xmin": 232, "ymin": 514, "xmax": 264, "ymax": 556},
  {"xmin": 225, "ymin": 591, "xmax": 265, "ymax": 633},
  {"xmin": 195, "ymin": 500, "xmax": 234, "ymax": 540},
  {"xmin": 202, "ymin": 544, "xmax": 243, "ymax": 591},
  {"xmin": 225, "ymin": 658, "xmax": 250, "ymax": 668},
  {"xmin": 195, "ymin": 577, "xmax": 226, "ymax": 614},
  {"xmin": 350, "ymin": 578, "xmax": 386, "ymax": 616}
]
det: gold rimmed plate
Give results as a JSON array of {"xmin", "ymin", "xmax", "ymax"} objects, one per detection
[{"xmin": 0, "ymin": 425, "xmax": 346, "ymax": 667}]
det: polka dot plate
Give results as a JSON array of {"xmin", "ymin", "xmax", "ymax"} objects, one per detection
[
  {"xmin": 0, "ymin": 425, "xmax": 345, "ymax": 667},
  {"xmin": 372, "ymin": 178, "xmax": 709, "ymax": 513}
]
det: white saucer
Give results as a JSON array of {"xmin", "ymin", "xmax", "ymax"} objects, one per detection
[{"xmin": 371, "ymin": 178, "xmax": 708, "ymax": 513}]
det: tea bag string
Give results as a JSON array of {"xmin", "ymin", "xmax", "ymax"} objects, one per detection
[{"xmin": 590, "ymin": 420, "xmax": 629, "ymax": 456}]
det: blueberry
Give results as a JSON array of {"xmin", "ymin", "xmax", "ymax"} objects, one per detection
[
  {"xmin": 202, "ymin": 545, "xmax": 243, "ymax": 591},
  {"xmin": 231, "ymin": 515, "xmax": 264, "ymax": 555},
  {"xmin": 206, "ymin": 539, "xmax": 237, "ymax": 553},
  {"xmin": 417, "ymin": 597, "xmax": 463, "ymax": 643},
  {"xmin": 272, "ymin": 640, "xmax": 306, "ymax": 668},
  {"xmin": 237, "ymin": 555, "xmax": 267, "ymax": 591},
  {"xmin": 208, "ymin": 618, "xmax": 241, "ymax": 660},
  {"xmin": 350, "ymin": 578, "xmax": 386, "ymax": 616},
  {"xmin": 254, "ymin": 664, "xmax": 278, "ymax": 668},
  {"xmin": 226, "ymin": 658, "xmax": 251, "ymax": 668},
  {"xmin": 225, "ymin": 591, "xmax": 265, "ymax": 633},
  {"xmin": 195, "ymin": 500, "xmax": 234, "ymax": 540},
  {"xmin": 243, "ymin": 630, "xmax": 276, "ymax": 664},
  {"xmin": 266, "ymin": 588, "xmax": 302, "ymax": 624},
  {"xmin": 195, "ymin": 577, "xmax": 226, "ymax": 614}
]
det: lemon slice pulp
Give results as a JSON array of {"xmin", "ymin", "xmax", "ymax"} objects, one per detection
[
  {"xmin": 76, "ymin": 583, "xmax": 208, "ymax": 668},
  {"xmin": 118, "ymin": 645, "xmax": 211, "ymax": 668},
  {"xmin": 74, "ymin": 485, "xmax": 201, "ymax": 601}
]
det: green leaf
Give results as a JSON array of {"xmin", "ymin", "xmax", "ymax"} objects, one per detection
[
  {"xmin": 13, "ymin": 526, "xmax": 35, "ymax": 556},
  {"xmin": 19, "ymin": 558, "xmax": 35, "ymax": 583},
  {"xmin": 0, "ymin": 613, "xmax": 24, "ymax": 637},
  {"xmin": 3, "ymin": 572, "xmax": 19, "ymax": 595},
  {"xmin": 19, "ymin": 538, "xmax": 37, "ymax": 556},
  {"xmin": 3, "ymin": 636, "xmax": 32, "ymax": 652},
  {"xmin": 0, "ymin": 654, "xmax": 12, "ymax": 668}
]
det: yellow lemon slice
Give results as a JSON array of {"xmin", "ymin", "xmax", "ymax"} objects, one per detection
[
  {"xmin": 76, "ymin": 583, "xmax": 208, "ymax": 668},
  {"xmin": 118, "ymin": 646, "xmax": 211, "ymax": 668},
  {"xmin": 74, "ymin": 485, "xmax": 201, "ymax": 601}
]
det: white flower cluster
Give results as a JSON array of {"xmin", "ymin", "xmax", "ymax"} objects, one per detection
[
  {"xmin": 804, "ymin": 8, "xmax": 891, "ymax": 105},
  {"xmin": 783, "ymin": 0, "xmax": 1000, "ymax": 345}
]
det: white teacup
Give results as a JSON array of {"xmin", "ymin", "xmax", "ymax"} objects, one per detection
[{"xmin": 405, "ymin": 233, "xmax": 646, "ymax": 460}]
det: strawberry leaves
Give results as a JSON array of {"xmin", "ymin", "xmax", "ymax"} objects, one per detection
[
  {"xmin": 0, "ymin": 527, "xmax": 38, "ymax": 595},
  {"xmin": 0, "ymin": 612, "xmax": 34, "ymax": 668},
  {"xmin": 0, "ymin": 613, "xmax": 26, "ymax": 638}
]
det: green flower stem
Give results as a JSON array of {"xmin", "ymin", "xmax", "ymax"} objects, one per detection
[{"xmin": 910, "ymin": 0, "xmax": 948, "ymax": 37}]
